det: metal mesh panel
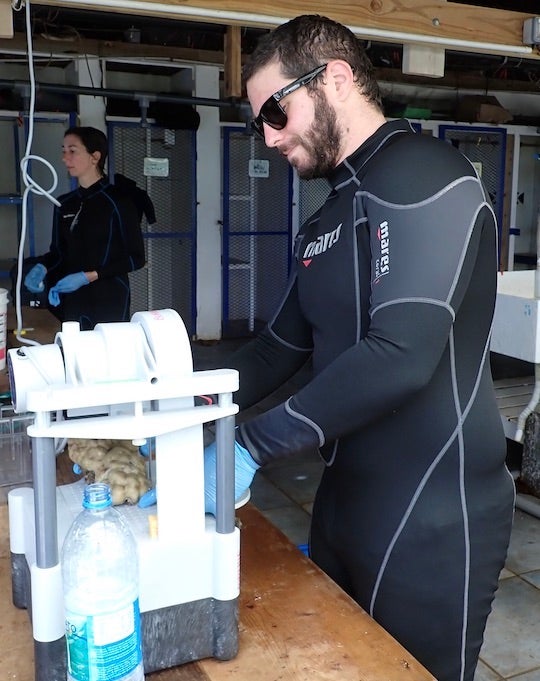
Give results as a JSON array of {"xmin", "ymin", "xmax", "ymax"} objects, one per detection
[
  {"xmin": 0, "ymin": 118, "xmax": 20, "ymax": 263},
  {"xmin": 440, "ymin": 126, "xmax": 506, "ymax": 227},
  {"xmin": 109, "ymin": 123, "xmax": 195, "ymax": 332},
  {"xmin": 223, "ymin": 129, "xmax": 292, "ymax": 336}
]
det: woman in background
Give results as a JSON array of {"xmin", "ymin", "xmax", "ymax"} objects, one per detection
[{"xmin": 24, "ymin": 126, "xmax": 146, "ymax": 330}]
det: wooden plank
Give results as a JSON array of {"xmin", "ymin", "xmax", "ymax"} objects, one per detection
[
  {"xmin": 494, "ymin": 376, "xmax": 536, "ymax": 388},
  {"xmin": 495, "ymin": 386, "xmax": 535, "ymax": 399},
  {"xmin": 0, "ymin": 0, "xmax": 13, "ymax": 39},
  {"xmin": 28, "ymin": 0, "xmax": 538, "ymax": 59},
  {"xmin": 224, "ymin": 25, "xmax": 242, "ymax": 99}
]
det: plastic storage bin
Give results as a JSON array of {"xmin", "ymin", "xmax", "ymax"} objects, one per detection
[{"xmin": 0, "ymin": 406, "xmax": 33, "ymax": 502}]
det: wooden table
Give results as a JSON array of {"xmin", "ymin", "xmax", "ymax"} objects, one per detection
[
  {"xmin": 0, "ymin": 306, "xmax": 436, "ymax": 680},
  {"xmin": 0, "ymin": 500, "xmax": 435, "ymax": 681},
  {"xmin": 0, "ymin": 306, "xmax": 61, "ymax": 395}
]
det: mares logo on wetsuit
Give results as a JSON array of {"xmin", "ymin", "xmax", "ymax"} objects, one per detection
[
  {"xmin": 302, "ymin": 223, "xmax": 342, "ymax": 267},
  {"xmin": 374, "ymin": 220, "xmax": 390, "ymax": 282}
]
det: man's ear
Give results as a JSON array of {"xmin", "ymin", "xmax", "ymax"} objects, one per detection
[{"xmin": 325, "ymin": 60, "xmax": 355, "ymax": 102}]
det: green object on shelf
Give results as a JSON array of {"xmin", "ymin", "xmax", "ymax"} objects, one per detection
[{"xmin": 403, "ymin": 106, "xmax": 432, "ymax": 119}]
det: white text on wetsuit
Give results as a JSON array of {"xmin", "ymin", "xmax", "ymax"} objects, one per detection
[
  {"xmin": 303, "ymin": 224, "xmax": 342, "ymax": 260},
  {"xmin": 375, "ymin": 220, "xmax": 390, "ymax": 280}
]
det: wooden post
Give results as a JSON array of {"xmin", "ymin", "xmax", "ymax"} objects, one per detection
[{"xmin": 224, "ymin": 25, "xmax": 242, "ymax": 99}]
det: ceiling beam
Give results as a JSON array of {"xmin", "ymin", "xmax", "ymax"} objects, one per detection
[
  {"xmin": 15, "ymin": 0, "xmax": 540, "ymax": 59},
  {"xmin": 0, "ymin": 32, "xmax": 225, "ymax": 64}
]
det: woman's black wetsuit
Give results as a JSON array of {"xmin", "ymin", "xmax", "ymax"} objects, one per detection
[
  {"xmin": 228, "ymin": 119, "xmax": 515, "ymax": 681},
  {"xmin": 38, "ymin": 176, "xmax": 145, "ymax": 330}
]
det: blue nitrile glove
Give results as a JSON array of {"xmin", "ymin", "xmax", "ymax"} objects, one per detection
[
  {"xmin": 204, "ymin": 439, "xmax": 260, "ymax": 516},
  {"xmin": 139, "ymin": 438, "xmax": 155, "ymax": 458},
  {"xmin": 138, "ymin": 487, "xmax": 157, "ymax": 508},
  {"xmin": 24, "ymin": 263, "xmax": 47, "ymax": 293},
  {"xmin": 48, "ymin": 271, "xmax": 89, "ymax": 306},
  {"xmin": 137, "ymin": 440, "xmax": 155, "ymax": 507}
]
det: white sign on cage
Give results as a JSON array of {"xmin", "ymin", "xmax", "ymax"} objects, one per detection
[
  {"xmin": 144, "ymin": 157, "xmax": 170, "ymax": 177},
  {"xmin": 248, "ymin": 159, "xmax": 269, "ymax": 178}
]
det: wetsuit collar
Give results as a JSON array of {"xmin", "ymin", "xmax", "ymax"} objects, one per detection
[
  {"xmin": 327, "ymin": 118, "xmax": 415, "ymax": 189},
  {"xmin": 77, "ymin": 176, "xmax": 110, "ymax": 199}
]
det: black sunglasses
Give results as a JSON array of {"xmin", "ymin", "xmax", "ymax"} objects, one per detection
[{"xmin": 251, "ymin": 64, "xmax": 328, "ymax": 139}]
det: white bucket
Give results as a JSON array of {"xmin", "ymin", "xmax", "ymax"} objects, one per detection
[{"xmin": 0, "ymin": 288, "xmax": 8, "ymax": 371}]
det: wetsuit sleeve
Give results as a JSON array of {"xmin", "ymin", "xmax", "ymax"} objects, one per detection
[
  {"xmin": 227, "ymin": 273, "xmax": 313, "ymax": 411},
  {"xmin": 95, "ymin": 194, "xmax": 146, "ymax": 279},
  {"xmin": 237, "ymin": 139, "xmax": 497, "ymax": 465}
]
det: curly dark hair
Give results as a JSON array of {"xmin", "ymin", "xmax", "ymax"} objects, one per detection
[
  {"xmin": 242, "ymin": 14, "xmax": 382, "ymax": 110},
  {"xmin": 64, "ymin": 126, "xmax": 108, "ymax": 174}
]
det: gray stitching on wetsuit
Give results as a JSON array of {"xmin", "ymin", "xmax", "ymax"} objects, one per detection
[
  {"xmin": 284, "ymin": 398, "xmax": 325, "ymax": 447},
  {"xmin": 367, "ymin": 305, "xmax": 487, "ymax": 612},
  {"xmin": 336, "ymin": 129, "xmax": 411, "ymax": 190},
  {"xmin": 360, "ymin": 175, "xmax": 480, "ymax": 209},
  {"xmin": 369, "ymin": 319, "xmax": 485, "ymax": 681},
  {"xmin": 267, "ymin": 324, "xmax": 313, "ymax": 353},
  {"xmin": 447, "ymin": 206, "xmax": 476, "ymax": 303},
  {"xmin": 353, "ymin": 190, "xmax": 363, "ymax": 343},
  {"xmin": 371, "ymin": 297, "xmax": 455, "ymax": 322},
  {"xmin": 449, "ymin": 328, "xmax": 471, "ymax": 681},
  {"xmin": 446, "ymin": 201, "xmax": 495, "ymax": 305},
  {"xmin": 266, "ymin": 272, "xmax": 313, "ymax": 353},
  {"xmin": 319, "ymin": 439, "xmax": 339, "ymax": 467}
]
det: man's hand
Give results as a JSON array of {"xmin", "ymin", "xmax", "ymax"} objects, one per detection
[{"xmin": 204, "ymin": 439, "xmax": 260, "ymax": 516}]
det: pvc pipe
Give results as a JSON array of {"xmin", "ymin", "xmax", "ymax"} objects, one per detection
[
  {"xmin": 515, "ymin": 492, "xmax": 540, "ymax": 520},
  {"xmin": 0, "ymin": 79, "xmax": 234, "ymax": 108},
  {"xmin": 515, "ymin": 363, "xmax": 540, "ymax": 443},
  {"xmin": 510, "ymin": 471, "xmax": 540, "ymax": 520}
]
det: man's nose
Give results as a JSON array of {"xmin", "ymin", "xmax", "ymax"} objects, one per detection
[{"xmin": 262, "ymin": 124, "xmax": 282, "ymax": 148}]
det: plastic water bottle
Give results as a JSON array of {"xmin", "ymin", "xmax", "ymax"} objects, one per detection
[{"xmin": 61, "ymin": 482, "xmax": 145, "ymax": 681}]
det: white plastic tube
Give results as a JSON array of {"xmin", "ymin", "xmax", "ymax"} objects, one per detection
[{"xmin": 515, "ymin": 492, "xmax": 540, "ymax": 520}]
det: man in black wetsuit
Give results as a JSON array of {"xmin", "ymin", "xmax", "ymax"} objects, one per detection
[{"xmin": 203, "ymin": 14, "xmax": 515, "ymax": 681}]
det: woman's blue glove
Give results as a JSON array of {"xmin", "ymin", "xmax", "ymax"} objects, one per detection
[
  {"xmin": 204, "ymin": 440, "xmax": 260, "ymax": 516},
  {"xmin": 24, "ymin": 263, "xmax": 47, "ymax": 293},
  {"xmin": 48, "ymin": 272, "xmax": 89, "ymax": 306}
]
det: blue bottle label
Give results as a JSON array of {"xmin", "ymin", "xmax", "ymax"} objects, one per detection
[{"xmin": 65, "ymin": 598, "xmax": 143, "ymax": 681}]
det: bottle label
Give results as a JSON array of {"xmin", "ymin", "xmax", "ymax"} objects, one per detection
[{"xmin": 65, "ymin": 598, "xmax": 143, "ymax": 681}]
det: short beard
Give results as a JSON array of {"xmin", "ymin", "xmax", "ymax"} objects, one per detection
[{"xmin": 295, "ymin": 91, "xmax": 342, "ymax": 180}]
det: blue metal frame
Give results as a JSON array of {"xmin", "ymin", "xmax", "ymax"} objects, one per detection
[
  {"xmin": 438, "ymin": 124, "xmax": 507, "ymax": 257},
  {"xmin": 221, "ymin": 126, "xmax": 294, "ymax": 334},
  {"xmin": 106, "ymin": 120, "xmax": 198, "ymax": 333},
  {"xmin": 222, "ymin": 127, "xmax": 232, "ymax": 328}
]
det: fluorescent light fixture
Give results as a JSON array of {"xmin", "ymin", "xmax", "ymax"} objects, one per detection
[{"xmin": 523, "ymin": 17, "xmax": 540, "ymax": 46}]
